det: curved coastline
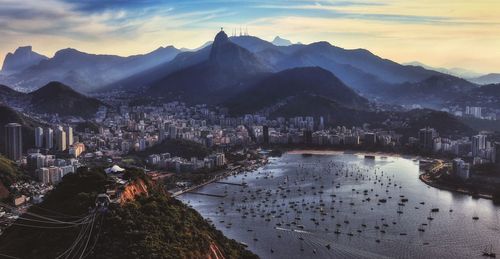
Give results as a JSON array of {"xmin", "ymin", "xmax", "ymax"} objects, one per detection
[{"xmin": 419, "ymin": 172, "xmax": 493, "ymax": 200}]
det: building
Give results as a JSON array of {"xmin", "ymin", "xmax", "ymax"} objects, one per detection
[
  {"xmin": 466, "ymin": 106, "xmax": 482, "ymax": 118},
  {"xmin": 37, "ymin": 167, "xmax": 50, "ymax": 184},
  {"xmin": 303, "ymin": 130, "xmax": 313, "ymax": 144},
  {"xmin": 452, "ymin": 158, "xmax": 470, "ymax": 180},
  {"xmin": 69, "ymin": 142, "xmax": 85, "ymax": 158},
  {"xmin": 494, "ymin": 142, "xmax": 500, "ymax": 165},
  {"xmin": 262, "ymin": 125, "xmax": 269, "ymax": 145},
  {"xmin": 364, "ymin": 133, "xmax": 377, "ymax": 146},
  {"xmin": 419, "ymin": 127, "xmax": 436, "ymax": 151},
  {"xmin": 35, "ymin": 127, "xmax": 44, "ymax": 148},
  {"xmin": 45, "ymin": 127, "xmax": 54, "ymax": 149},
  {"xmin": 55, "ymin": 127, "xmax": 66, "ymax": 151},
  {"xmin": 4, "ymin": 123, "xmax": 22, "ymax": 161},
  {"xmin": 65, "ymin": 126, "xmax": 73, "ymax": 147},
  {"xmin": 471, "ymin": 135, "xmax": 486, "ymax": 158}
]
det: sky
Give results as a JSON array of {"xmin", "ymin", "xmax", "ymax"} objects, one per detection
[{"xmin": 0, "ymin": 0, "xmax": 499, "ymax": 74}]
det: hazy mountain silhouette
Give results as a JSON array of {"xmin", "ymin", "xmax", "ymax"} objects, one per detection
[
  {"xmin": 147, "ymin": 30, "xmax": 271, "ymax": 104},
  {"xmin": 0, "ymin": 46, "xmax": 180, "ymax": 92},
  {"xmin": 469, "ymin": 73, "xmax": 500, "ymax": 85},
  {"xmin": 272, "ymin": 36, "xmax": 293, "ymax": 46},
  {"xmin": 1, "ymin": 46, "xmax": 48, "ymax": 75}
]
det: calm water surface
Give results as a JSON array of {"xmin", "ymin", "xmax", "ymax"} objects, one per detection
[{"xmin": 179, "ymin": 153, "xmax": 500, "ymax": 259}]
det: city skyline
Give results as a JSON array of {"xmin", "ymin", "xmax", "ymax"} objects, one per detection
[{"xmin": 0, "ymin": 0, "xmax": 499, "ymax": 74}]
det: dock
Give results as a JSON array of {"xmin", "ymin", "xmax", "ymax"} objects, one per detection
[
  {"xmin": 215, "ymin": 181, "xmax": 247, "ymax": 186},
  {"xmin": 187, "ymin": 192, "xmax": 227, "ymax": 198}
]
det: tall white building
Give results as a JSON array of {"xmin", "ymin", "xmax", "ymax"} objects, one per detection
[
  {"xmin": 65, "ymin": 126, "xmax": 73, "ymax": 147},
  {"xmin": 55, "ymin": 127, "xmax": 66, "ymax": 151}
]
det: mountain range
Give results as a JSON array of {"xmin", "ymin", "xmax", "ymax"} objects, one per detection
[
  {"xmin": 468, "ymin": 73, "xmax": 500, "ymax": 85},
  {"xmin": 1, "ymin": 31, "xmax": 498, "ymax": 115},
  {"xmin": 0, "ymin": 46, "xmax": 181, "ymax": 92}
]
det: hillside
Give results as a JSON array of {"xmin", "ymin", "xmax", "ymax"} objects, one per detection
[
  {"xmin": 452, "ymin": 83, "xmax": 500, "ymax": 109},
  {"xmin": 399, "ymin": 109, "xmax": 474, "ymax": 138},
  {"xmin": 384, "ymin": 75, "xmax": 478, "ymax": 107},
  {"xmin": 0, "ymin": 167, "xmax": 257, "ymax": 258},
  {"xmin": 0, "ymin": 84, "xmax": 27, "ymax": 105},
  {"xmin": 469, "ymin": 73, "xmax": 500, "ymax": 85},
  {"xmin": 268, "ymin": 95, "xmax": 384, "ymax": 127},
  {"xmin": 0, "ymin": 156, "xmax": 21, "ymax": 199},
  {"xmin": 29, "ymin": 81, "xmax": 103, "ymax": 118},
  {"xmin": 225, "ymin": 67, "xmax": 369, "ymax": 116}
]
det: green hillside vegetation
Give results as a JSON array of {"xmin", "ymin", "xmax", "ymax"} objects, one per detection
[
  {"xmin": 0, "ymin": 167, "xmax": 256, "ymax": 259},
  {"xmin": 0, "ymin": 156, "xmax": 22, "ymax": 199},
  {"xmin": 0, "ymin": 156, "xmax": 21, "ymax": 187}
]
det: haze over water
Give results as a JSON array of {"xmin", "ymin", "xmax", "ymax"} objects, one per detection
[{"xmin": 180, "ymin": 153, "xmax": 500, "ymax": 258}]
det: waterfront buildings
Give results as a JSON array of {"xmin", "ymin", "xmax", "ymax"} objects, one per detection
[{"xmin": 419, "ymin": 127, "xmax": 436, "ymax": 151}]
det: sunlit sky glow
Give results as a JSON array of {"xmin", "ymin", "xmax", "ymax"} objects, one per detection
[{"xmin": 1, "ymin": 0, "xmax": 499, "ymax": 73}]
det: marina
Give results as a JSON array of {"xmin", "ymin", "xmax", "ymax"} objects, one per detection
[{"xmin": 180, "ymin": 152, "xmax": 500, "ymax": 259}]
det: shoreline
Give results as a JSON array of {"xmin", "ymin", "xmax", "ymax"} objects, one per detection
[
  {"xmin": 286, "ymin": 149, "xmax": 419, "ymax": 160},
  {"xmin": 171, "ymin": 158, "xmax": 269, "ymax": 197},
  {"xmin": 419, "ymin": 172, "xmax": 493, "ymax": 200}
]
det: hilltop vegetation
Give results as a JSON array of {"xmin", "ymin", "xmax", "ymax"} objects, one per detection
[
  {"xmin": 0, "ymin": 156, "xmax": 22, "ymax": 199},
  {"xmin": 0, "ymin": 167, "xmax": 256, "ymax": 259}
]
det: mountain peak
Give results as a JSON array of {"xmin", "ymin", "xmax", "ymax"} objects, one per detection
[
  {"xmin": 54, "ymin": 48, "xmax": 85, "ymax": 58},
  {"xmin": 210, "ymin": 30, "xmax": 231, "ymax": 60},
  {"xmin": 214, "ymin": 30, "xmax": 229, "ymax": 43},
  {"xmin": 34, "ymin": 81, "xmax": 79, "ymax": 96},
  {"xmin": 30, "ymin": 81, "xmax": 102, "ymax": 118},
  {"xmin": 1, "ymin": 46, "xmax": 47, "ymax": 73},
  {"xmin": 14, "ymin": 46, "xmax": 33, "ymax": 54},
  {"xmin": 272, "ymin": 36, "xmax": 292, "ymax": 46}
]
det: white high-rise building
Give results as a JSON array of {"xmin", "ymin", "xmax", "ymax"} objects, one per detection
[
  {"xmin": 65, "ymin": 126, "xmax": 73, "ymax": 147},
  {"xmin": 35, "ymin": 127, "xmax": 44, "ymax": 148},
  {"xmin": 55, "ymin": 127, "xmax": 66, "ymax": 151}
]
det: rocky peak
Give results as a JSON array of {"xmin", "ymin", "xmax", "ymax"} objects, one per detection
[{"xmin": 1, "ymin": 46, "xmax": 47, "ymax": 73}]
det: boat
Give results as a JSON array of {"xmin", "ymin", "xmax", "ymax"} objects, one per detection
[
  {"xmin": 483, "ymin": 245, "xmax": 496, "ymax": 258},
  {"xmin": 365, "ymin": 155, "xmax": 376, "ymax": 160}
]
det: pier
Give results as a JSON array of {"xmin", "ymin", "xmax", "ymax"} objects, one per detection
[
  {"xmin": 187, "ymin": 192, "xmax": 227, "ymax": 198},
  {"xmin": 215, "ymin": 181, "xmax": 247, "ymax": 186}
]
